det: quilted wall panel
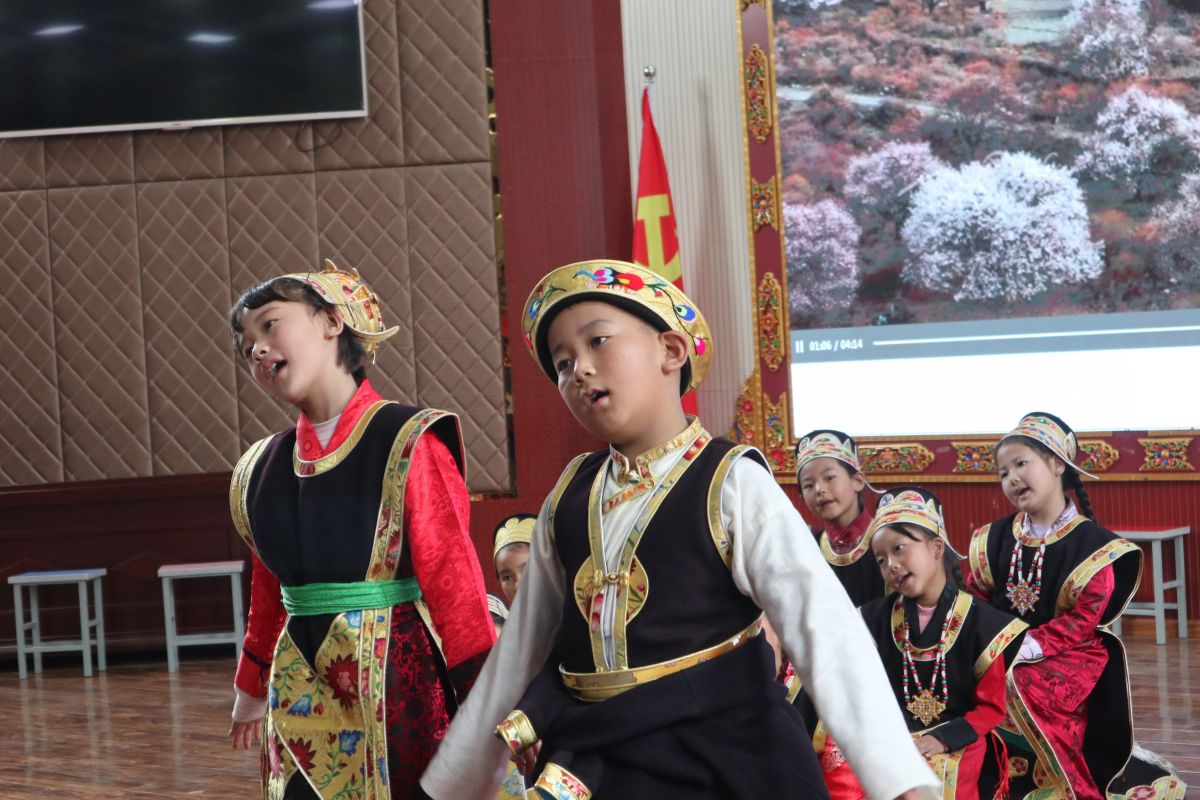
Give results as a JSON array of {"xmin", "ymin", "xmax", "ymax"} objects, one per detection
[
  {"xmin": 0, "ymin": 0, "xmax": 506, "ymax": 491},
  {"xmin": 0, "ymin": 191, "xmax": 61, "ymax": 484},
  {"xmin": 316, "ymin": 168, "xmax": 417, "ymax": 406},
  {"xmin": 48, "ymin": 185, "xmax": 151, "ymax": 481},
  {"xmin": 138, "ymin": 180, "xmax": 241, "ymax": 474},
  {"xmin": 406, "ymin": 163, "xmax": 508, "ymax": 489}
]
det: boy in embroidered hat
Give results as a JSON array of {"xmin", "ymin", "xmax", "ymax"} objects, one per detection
[
  {"xmin": 966, "ymin": 412, "xmax": 1184, "ymax": 799},
  {"xmin": 796, "ymin": 430, "xmax": 885, "ymax": 606},
  {"xmin": 421, "ymin": 260, "xmax": 939, "ymax": 800},
  {"xmin": 862, "ymin": 487, "xmax": 1026, "ymax": 799},
  {"xmin": 225, "ymin": 260, "xmax": 496, "ymax": 799}
]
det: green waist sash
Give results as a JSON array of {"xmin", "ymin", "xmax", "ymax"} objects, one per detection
[{"xmin": 281, "ymin": 578, "xmax": 422, "ymax": 616}]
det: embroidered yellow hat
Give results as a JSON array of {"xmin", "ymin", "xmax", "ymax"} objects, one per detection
[
  {"xmin": 866, "ymin": 486, "xmax": 963, "ymax": 559},
  {"xmin": 999, "ymin": 411, "xmax": 1096, "ymax": 479},
  {"xmin": 795, "ymin": 429, "xmax": 880, "ymax": 492},
  {"xmin": 521, "ymin": 260, "xmax": 712, "ymax": 395},
  {"xmin": 487, "ymin": 593, "xmax": 509, "ymax": 622},
  {"xmin": 493, "ymin": 514, "xmax": 535, "ymax": 560},
  {"xmin": 281, "ymin": 259, "xmax": 399, "ymax": 364}
]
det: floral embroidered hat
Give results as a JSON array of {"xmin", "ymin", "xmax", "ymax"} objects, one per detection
[
  {"xmin": 866, "ymin": 486, "xmax": 963, "ymax": 559},
  {"xmin": 487, "ymin": 594, "xmax": 510, "ymax": 622},
  {"xmin": 998, "ymin": 411, "xmax": 1097, "ymax": 479},
  {"xmin": 281, "ymin": 259, "xmax": 399, "ymax": 364},
  {"xmin": 795, "ymin": 429, "xmax": 879, "ymax": 492},
  {"xmin": 521, "ymin": 260, "xmax": 713, "ymax": 395},
  {"xmin": 493, "ymin": 513, "xmax": 535, "ymax": 560}
]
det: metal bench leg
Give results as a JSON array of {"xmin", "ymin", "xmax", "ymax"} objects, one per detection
[
  {"xmin": 231, "ymin": 573, "xmax": 245, "ymax": 661},
  {"xmin": 1152, "ymin": 540, "xmax": 1166, "ymax": 646},
  {"xmin": 30, "ymin": 585, "xmax": 42, "ymax": 674},
  {"xmin": 163, "ymin": 576, "xmax": 178, "ymax": 673},
  {"xmin": 1112, "ymin": 616, "xmax": 1123, "ymax": 638},
  {"xmin": 78, "ymin": 580, "xmax": 93, "ymax": 677},
  {"xmin": 93, "ymin": 577, "xmax": 106, "ymax": 672},
  {"xmin": 1176, "ymin": 535, "xmax": 1188, "ymax": 640},
  {"xmin": 13, "ymin": 584, "xmax": 27, "ymax": 681}
]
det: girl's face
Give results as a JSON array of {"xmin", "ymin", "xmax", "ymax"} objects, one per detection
[
  {"xmin": 495, "ymin": 543, "xmax": 530, "ymax": 605},
  {"xmin": 996, "ymin": 440, "xmax": 1066, "ymax": 524},
  {"xmin": 871, "ymin": 525, "xmax": 946, "ymax": 606},
  {"xmin": 238, "ymin": 300, "xmax": 343, "ymax": 409},
  {"xmin": 798, "ymin": 457, "xmax": 866, "ymax": 527}
]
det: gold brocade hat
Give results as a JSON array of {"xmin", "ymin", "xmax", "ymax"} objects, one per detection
[
  {"xmin": 521, "ymin": 260, "xmax": 712, "ymax": 395},
  {"xmin": 281, "ymin": 259, "xmax": 399, "ymax": 364},
  {"xmin": 999, "ymin": 411, "xmax": 1096, "ymax": 479},
  {"xmin": 487, "ymin": 593, "xmax": 509, "ymax": 622},
  {"xmin": 866, "ymin": 486, "xmax": 963, "ymax": 559},
  {"xmin": 795, "ymin": 429, "xmax": 880, "ymax": 492},
  {"xmin": 493, "ymin": 514, "xmax": 535, "ymax": 560}
]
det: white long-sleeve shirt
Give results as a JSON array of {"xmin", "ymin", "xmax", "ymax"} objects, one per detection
[{"xmin": 421, "ymin": 443, "xmax": 938, "ymax": 800}]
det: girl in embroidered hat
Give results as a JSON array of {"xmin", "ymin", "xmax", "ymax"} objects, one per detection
[
  {"xmin": 862, "ymin": 487, "xmax": 1026, "ymax": 799},
  {"xmin": 966, "ymin": 412, "xmax": 1182, "ymax": 799},
  {"xmin": 492, "ymin": 513, "xmax": 535, "ymax": 606},
  {"xmin": 224, "ymin": 260, "xmax": 496, "ymax": 800},
  {"xmin": 422, "ymin": 261, "xmax": 940, "ymax": 800},
  {"xmin": 796, "ymin": 429, "xmax": 885, "ymax": 607}
]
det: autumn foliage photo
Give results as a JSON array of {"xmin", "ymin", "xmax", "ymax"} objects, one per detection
[{"xmin": 775, "ymin": 0, "xmax": 1200, "ymax": 330}]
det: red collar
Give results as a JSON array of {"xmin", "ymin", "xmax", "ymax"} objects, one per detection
[
  {"xmin": 825, "ymin": 507, "xmax": 873, "ymax": 553},
  {"xmin": 295, "ymin": 379, "xmax": 384, "ymax": 459}
]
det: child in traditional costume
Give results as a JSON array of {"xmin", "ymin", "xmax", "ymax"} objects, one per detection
[
  {"xmin": 796, "ymin": 430, "xmax": 885, "ymax": 606},
  {"xmin": 966, "ymin": 412, "xmax": 1185, "ymax": 799},
  {"xmin": 863, "ymin": 487, "xmax": 1027, "ymax": 799},
  {"xmin": 493, "ymin": 513, "xmax": 535, "ymax": 606},
  {"xmin": 226, "ymin": 260, "xmax": 496, "ymax": 799},
  {"xmin": 420, "ymin": 260, "xmax": 940, "ymax": 800}
]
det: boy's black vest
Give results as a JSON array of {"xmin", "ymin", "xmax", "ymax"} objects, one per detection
[
  {"xmin": 551, "ymin": 437, "xmax": 765, "ymax": 673},
  {"xmin": 240, "ymin": 402, "xmax": 462, "ymax": 664}
]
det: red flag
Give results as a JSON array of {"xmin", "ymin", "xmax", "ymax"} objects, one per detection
[{"xmin": 633, "ymin": 85, "xmax": 697, "ymax": 413}]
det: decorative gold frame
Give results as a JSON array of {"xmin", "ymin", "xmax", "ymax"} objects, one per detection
[{"xmin": 731, "ymin": 0, "xmax": 1200, "ymax": 483}]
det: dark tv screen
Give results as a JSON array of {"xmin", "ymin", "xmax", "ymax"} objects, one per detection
[{"xmin": 0, "ymin": 0, "xmax": 367, "ymax": 139}]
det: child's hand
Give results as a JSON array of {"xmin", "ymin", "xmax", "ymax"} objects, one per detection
[
  {"xmin": 229, "ymin": 719, "xmax": 261, "ymax": 750},
  {"xmin": 512, "ymin": 740, "xmax": 542, "ymax": 776},
  {"xmin": 915, "ymin": 734, "xmax": 946, "ymax": 757}
]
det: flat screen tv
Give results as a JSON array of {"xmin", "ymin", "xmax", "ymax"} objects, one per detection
[{"xmin": 0, "ymin": 0, "xmax": 367, "ymax": 139}]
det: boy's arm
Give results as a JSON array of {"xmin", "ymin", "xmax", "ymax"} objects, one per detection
[
  {"xmin": 406, "ymin": 433, "xmax": 496, "ymax": 693},
  {"xmin": 724, "ymin": 458, "xmax": 939, "ymax": 800},
  {"xmin": 420, "ymin": 495, "xmax": 567, "ymax": 800}
]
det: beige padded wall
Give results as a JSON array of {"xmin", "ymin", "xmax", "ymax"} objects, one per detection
[{"xmin": 0, "ymin": 0, "xmax": 510, "ymax": 491}]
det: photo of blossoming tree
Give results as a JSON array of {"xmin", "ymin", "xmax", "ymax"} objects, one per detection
[{"xmin": 775, "ymin": 0, "xmax": 1200, "ymax": 330}]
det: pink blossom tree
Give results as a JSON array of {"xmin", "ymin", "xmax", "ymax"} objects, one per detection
[
  {"xmin": 1066, "ymin": 0, "xmax": 1151, "ymax": 79},
  {"xmin": 844, "ymin": 141, "xmax": 944, "ymax": 229},
  {"xmin": 1152, "ymin": 172, "xmax": 1200, "ymax": 282},
  {"xmin": 1076, "ymin": 86, "xmax": 1200, "ymax": 201},
  {"xmin": 784, "ymin": 200, "xmax": 861, "ymax": 323},
  {"xmin": 902, "ymin": 152, "xmax": 1103, "ymax": 301}
]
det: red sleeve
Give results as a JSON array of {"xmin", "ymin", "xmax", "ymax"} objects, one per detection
[
  {"xmin": 1031, "ymin": 563, "xmax": 1114, "ymax": 659},
  {"xmin": 234, "ymin": 553, "xmax": 287, "ymax": 697},
  {"xmin": 963, "ymin": 656, "xmax": 1007, "ymax": 737},
  {"xmin": 405, "ymin": 432, "xmax": 496, "ymax": 669},
  {"xmin": 963, "ymin": 568, "xmax": 988, "ymax": 601}
]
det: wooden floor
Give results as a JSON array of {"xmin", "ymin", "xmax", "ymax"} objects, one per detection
[{"xmin": 3, "ymin": 630, "xmax": 1198, "ymax": 798}]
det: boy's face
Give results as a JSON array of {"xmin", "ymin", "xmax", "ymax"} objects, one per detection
[
  {"xmin": 545, "ymin": 301, "xmax": 674, "ymax": 450},
  {"xmin": 238, "ymin": 300, "xmax": 342, "ymax": 409}
]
